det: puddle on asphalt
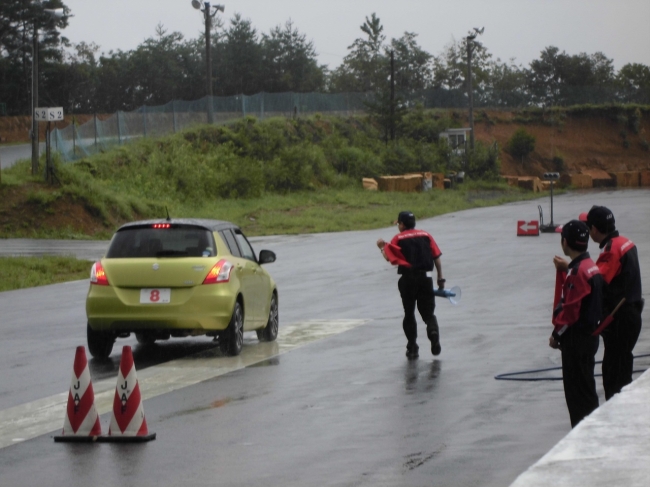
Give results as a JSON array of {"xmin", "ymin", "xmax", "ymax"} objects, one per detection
[
  {"xmin": 403, "ymin": 445, "xmax": 446, "ymax": 472},
  {"xmin": 160, "ymin": 397, "xmax": 234, "ymax": 419},
  {"xmin": 247, "ymin": 357, "xmax": 280, "ymax": 367}
]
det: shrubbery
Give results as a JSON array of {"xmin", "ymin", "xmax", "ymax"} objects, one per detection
[
  {"xmin": 506, "ymin": 128, "xmax": 536, "ymax": 161},
  {"xmin": 71, "ymin": 113, "xmax": 508, "ymax": 203}
]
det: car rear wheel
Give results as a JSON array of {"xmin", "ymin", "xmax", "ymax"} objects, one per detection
[
  {"xmin": 256, "ymin": 293, "xmax": 279, "ymax": 342},
  {"xmin": 220, "ymin": 301, "xmax": 243, "ymax": 356},
  {"xmin": 135, "ymin": 332, "xmax": 156, "ymax": 345},
  {"xmin": 87, "ymin": 323, "xmax": 115, "ymax": 359}
]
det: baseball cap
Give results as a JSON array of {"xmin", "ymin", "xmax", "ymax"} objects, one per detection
[
  {"xmin": 396, "ymin": 211, "xmax": 416, "ymax": 229},
  {"xmin": 578, "ymin": 212, "xmax": 588, "ymax": 222},
  {"xmin": 561, "ymin": 219, "xmax": 589, "ymax": 251},
  {"xmin": 586, "ymin": 206, "xmax": 615, "ymax": 234}
]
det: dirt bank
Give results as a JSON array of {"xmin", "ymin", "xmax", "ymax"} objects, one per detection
[
  {"xmin": 1, "ymin": 109, "xmax": 649, "ymax": 177},
  {"xmin": 474, "ymin": 109, "xmax": 650, "ymax": 177}
]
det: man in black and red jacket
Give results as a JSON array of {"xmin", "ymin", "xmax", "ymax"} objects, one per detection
[
  {"xmin": 377, "ymin": 211, "xmax": 445, "ymax": 359},
  {"xmin": 586, "ymin": 206, "xmax": 644, "ymax": 400},
  {"xmin": 551, "ymin": 220, "xmax": 604, "ymax": 428}
]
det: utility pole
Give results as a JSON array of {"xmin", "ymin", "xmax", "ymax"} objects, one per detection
[
  {"xmin": 31, "ymin": 22, "xmax": 39, "ymax": 175},
  {"xmin": 31, "ymin": 8, "xmax": 64, "ymax": 176},
  {"xmin": 466, "ymin": 38, "xmax": 474, "ymax": 151},
  {"xmin": 390, "ymin": 50, "xmax": 395, "ymax": 142},
  {"xmin": 204, "ymin": 5, "xmax": 214, "ymax": 124},
  {"xmin": 466, "ymin": 27, "xmax": 484, "ymax": 152},
  {"xmin": 192, "ymin": 1, "xmax": 225, "ymax": 125}
]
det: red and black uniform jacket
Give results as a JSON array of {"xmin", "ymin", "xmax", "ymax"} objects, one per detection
[
  {"xmin": 596, "ymin": 232, "xmax": 643, "ymax": 312},
  {"xmin": 384, "ymin": 229, "xmax": 441, "ymax": 274},
  {"xmin": 552, "ymin": 252, "xmax": 604, "ymax": 341}
]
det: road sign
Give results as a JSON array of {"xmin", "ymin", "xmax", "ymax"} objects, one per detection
[
  {"xmin": 34, "ymin": 107, "xmax": 64, "ymax": 122},
  {"xmin": 47, "ymin": 107, "xmax": 64, "ymax": 121},
  {"xmin": 35, "ymin": 107, "xmax": 48, "ymax": 121},
  {"xmin": 517, "ymin": 220, "xmax": 539, "ymax": 236}
]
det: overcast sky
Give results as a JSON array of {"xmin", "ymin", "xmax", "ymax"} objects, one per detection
[{"xmin": 61, "ymin": 0, "xmax": 650, "ymax": 71}]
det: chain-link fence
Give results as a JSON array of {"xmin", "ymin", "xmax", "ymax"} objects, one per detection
[
  {"xmin": 52, "ymin": 92, "xmax": 374, "ymax": 162},
  {"xmin": 51, "ymin": 87, "xmax": 649, "ymax": 162}
]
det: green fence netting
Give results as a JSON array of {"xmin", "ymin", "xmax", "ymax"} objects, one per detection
[
  {"xmin": 51, "ymin": 86, "xmax": 649, "ymax": 162},
  {"xmin": 52, "ymin": 92, "xmax": 374, "ymax": 161}
]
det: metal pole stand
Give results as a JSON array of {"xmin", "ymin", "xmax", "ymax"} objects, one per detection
[{"xmin": 539, "ymin": 172, "xmax": 560, "ymax": 233}]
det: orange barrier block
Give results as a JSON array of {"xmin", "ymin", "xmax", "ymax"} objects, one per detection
[
  {"xmin": 560, "ymin": 173, "xmax": 593, "ymax": 189},
  {"xmin": 362, "ymin": 178, "xmax": 378, "ymax": 190},
  {"xmin": 431, "ymin": 173, "xmax": 445, "ymax": 189},
  {"xmin": 608, "ymin": 171, "xmax": 639, "ymax": 188},
  {"xmin": 378, "ymin": 174, "xmax": 423, "ymax": 192},
  {"xmin": 517, "ymin": 176, "xmax": 542, "ymax": 192},
  {"xmin": 640, "ymin": 171, "xmax": 650, "ymax": 187},
  {"xmin": 581, "ymin": 169, "xmax": 614, "ymax": 188}
]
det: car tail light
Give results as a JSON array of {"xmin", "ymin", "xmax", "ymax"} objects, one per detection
[
  {"xmin": 90, "ymin": 262, "xmax": 109, "ymax": 286},
  {"xmin": 152, "ymin": 223, "xmax": 170, "ymax": 229},
  {"xmin": 203, "ymin": 259, "xmax": 233, "ymax": 284}
]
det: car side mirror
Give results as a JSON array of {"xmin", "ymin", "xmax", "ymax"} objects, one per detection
[{"xmin": 258, "ymin": 249, "xmax": 276, "ymax": 264}]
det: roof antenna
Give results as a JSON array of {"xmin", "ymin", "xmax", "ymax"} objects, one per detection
[{"xmin": 165, "ymin": 206, "xmax": 171, "ymax": 222}]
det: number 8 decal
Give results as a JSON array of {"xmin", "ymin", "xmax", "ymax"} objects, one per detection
[{"xmin": 150, "ymin": 290, "xmax": 160, "ymax": 302}]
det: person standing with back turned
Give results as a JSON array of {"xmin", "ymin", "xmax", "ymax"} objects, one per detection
[
  {"xmin": 376, "ymin": 211, "xmax": 444, "ymax": 359},
  {"xmin": 551, "ymin": 220, "xmax": 604, "ymax": 427},
  {"xmin": 586, "ymin": 206, "xmax": 644, "ymax": 400}
]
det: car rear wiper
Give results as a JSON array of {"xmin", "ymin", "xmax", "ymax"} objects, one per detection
[{"xmin": 154, "ymin": 250, "xmax": 189, "ymax": 257}]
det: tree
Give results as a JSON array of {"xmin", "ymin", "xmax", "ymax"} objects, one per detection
[
  {"xmin": 0, "ymin": 0, "xmax": 70, "ymax": 115},
  {"xmin": 387, "ymin": 32, "xmax": 432, "ymax": 97},
  {"xmin": 44, "ymin": 41, "xmax": 99, "ymax": 114},
  {"xmin": 617, "ymin": 63, "xmax": 650, "ymax": 104},
  {"xmin": 483, "ymin": 58, "xmax": 528, "ymax": 107},
  {"xmin": 260, "ymin": 20, "xmax": 326, "ymax": 93},
  {"xmin": 216, "ymin": 13, "xmax": 263, "ymax": 95},
  {"xmin": 127, "ymin": 25, "xmax": 202, "ymax": 106},
  {"xmin": 526, "ymin": 47, "xmax": 616, "ymax": 105},
  {"xmin": 329, "ymin": 13, "xmax": 387, "ymax": 92},
  {"xmin": 432, "ymin": 37, "xmax": 491, "ymax": 91}
]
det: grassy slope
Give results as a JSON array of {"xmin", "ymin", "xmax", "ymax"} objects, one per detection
[{"xmin": 1, "ymin": 113, "xmax": 536, "ymax": 240}]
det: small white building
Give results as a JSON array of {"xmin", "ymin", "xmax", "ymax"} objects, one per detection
[{"xmin": 439, "ymin": 128, "xmax": 471, "ymax": 153}]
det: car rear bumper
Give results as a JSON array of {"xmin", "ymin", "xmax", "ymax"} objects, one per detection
[{"xmin": 86, "ymin": 284, "xmax": 235, "ymax": 332}]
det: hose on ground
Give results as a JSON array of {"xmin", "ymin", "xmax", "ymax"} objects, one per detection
[{"xmin": 494, "ymin": 353, "xmax": 650, "ymax": 381}]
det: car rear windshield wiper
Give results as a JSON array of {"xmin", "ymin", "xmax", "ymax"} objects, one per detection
[{"xmin": 154, "ymin": 250, "xmax": 189, "ymax": 257}]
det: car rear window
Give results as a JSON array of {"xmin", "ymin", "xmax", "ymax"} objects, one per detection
[{"xmin": 106, "ymin": 225, "xmax": 216, "ymax": 258}]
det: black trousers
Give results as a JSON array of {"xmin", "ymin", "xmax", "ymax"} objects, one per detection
[
  {"xmin": 602, "ymin": 302, "xmax": 643, "ymax": 400},
  {"xmin": 560, "ymin": 327, "xmax": 600, "ymax": 428},
  {"xmin": 398, "ymin": 272, "xmax": 436, "ymax": 346}
]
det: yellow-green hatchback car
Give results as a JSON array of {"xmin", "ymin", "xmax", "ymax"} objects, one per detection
[{"xmin": 86, "ymin": 219, "xmax": 278, "ymax": 359}]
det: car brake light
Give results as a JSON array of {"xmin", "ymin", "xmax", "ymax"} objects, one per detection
[
  {"xmin": 90, "ymin": 262, "xmax": 109, "ymax": 286},
  {"xmin": 203, "ymin": 259, "xmax": 233, "ymax": 284},
  {"xmin": 152, "ymin": 223, "xmax": 171, "ymax": 229}
]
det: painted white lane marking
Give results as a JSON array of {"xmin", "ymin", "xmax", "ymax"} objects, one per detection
[{"xmin": 0, "ymin": 320, "xmax": 368, "ymax": 449}]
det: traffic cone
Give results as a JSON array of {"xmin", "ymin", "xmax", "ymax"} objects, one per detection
[
  {"xmin": 101, "ymin": 345, "xmax": 156, "ymax": 442},
  {"xmin": 54, "ymin": 346, "xmax": 102, "ymax": 442}
]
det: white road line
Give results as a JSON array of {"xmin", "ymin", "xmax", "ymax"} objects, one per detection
[{"xmin": 0, "ymin": 319, "xmax": 368, "ymax": 449}]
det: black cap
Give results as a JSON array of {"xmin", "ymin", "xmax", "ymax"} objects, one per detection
[
  {"xmin": 561, "ymin": 219, "xmax": 589, "ymax": 251},
  {"xmin": 397, "ymin": 211, "xmax": 416, "ymax": 229},
  {"xmin": 586, "ymin": 206, "xmax": 615, "ymax": 234}
]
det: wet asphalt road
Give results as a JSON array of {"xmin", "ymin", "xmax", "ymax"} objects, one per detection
[
  {"xmin": 0, "ymin": 189, "xmax": 648, "ymax": 487},
  {"xmin": 0, "ymin": 143, "xmax": 42, "ymax": 169}
]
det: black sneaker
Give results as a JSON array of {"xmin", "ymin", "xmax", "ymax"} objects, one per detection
[
  {"xmin": 430, "ymin": 334, "xmax": 441, "ymax": 356},
  {"xmin": 406, "ymin": 343, "xmax": 419, "ymax": 359}
]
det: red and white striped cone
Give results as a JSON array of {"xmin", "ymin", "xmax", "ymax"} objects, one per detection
[
  {"xmin": 102, "ymin": 346, "xmax": 155, "ymax": 442},
  {"xmin": 54, "ymin": 346, "xmax": 102, "ymax": 442}
]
